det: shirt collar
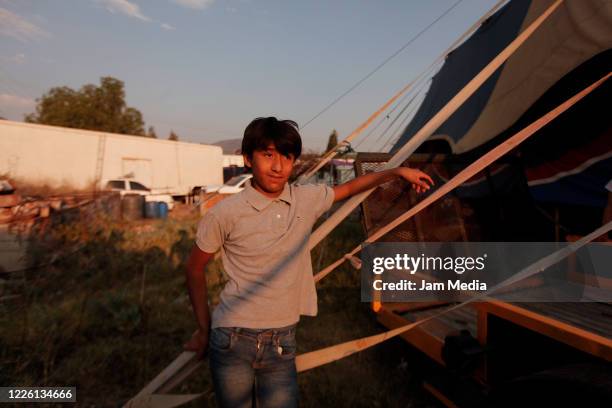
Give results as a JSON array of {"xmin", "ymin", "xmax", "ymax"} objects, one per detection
[{"xmin": 243, "ymin": 178, "xmax": 292, "ymax": 211}]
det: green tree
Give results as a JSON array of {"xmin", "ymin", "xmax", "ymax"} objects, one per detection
[
  {"xmin": 146, "ymin": 126, "xmax": 157, "ymax": 138},
  {"xmin": 326, "ymin": 129, "xmax": 338, "ymax": 152},
  {"xmin": 168, "ymin": 130, "xmax": 179, "ymax": 141},
  {"xmin": 25, "ymin": 76, "xmax": 146, "ymax": 136}
]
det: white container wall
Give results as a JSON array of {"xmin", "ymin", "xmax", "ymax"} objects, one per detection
[{"xmin": 0, "ymin": 120, "xmax": 223, "ymax": 195}]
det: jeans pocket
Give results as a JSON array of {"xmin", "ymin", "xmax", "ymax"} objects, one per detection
[
  {"xmin": 210, "ymin": 327, "xmax": 234, "ymax": 352},
  {"xmin": 277, "ymin": 332, "xmax": 297, "ymax": 359}
]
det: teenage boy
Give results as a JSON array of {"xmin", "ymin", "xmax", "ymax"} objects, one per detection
[{"xmin": 184, "ymin": 117, "xmax": 433, "ymax": 407}]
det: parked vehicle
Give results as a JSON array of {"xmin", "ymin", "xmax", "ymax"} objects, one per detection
[
  {"xmin": 0, "ymin": 179, "xmax": 15, "ymax": 194},
  {"xmin": 203, "ymin": 174, "xmax": 253, "ymax": 195},
  {"xmin": 103, "ymin": 179, "xmax": 175, "ymax": 210}
]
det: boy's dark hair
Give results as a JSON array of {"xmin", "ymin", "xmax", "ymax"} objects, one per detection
[{"xmin": 241, "ymin": 117, "xmax": 302, "ymax": 160}]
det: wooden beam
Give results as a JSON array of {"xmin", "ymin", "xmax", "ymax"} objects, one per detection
[{"xmin": 474, "ymin": 300, "xmax": 612, "ymax": 361}]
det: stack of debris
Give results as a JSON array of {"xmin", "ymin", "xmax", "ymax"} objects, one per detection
[
  {"xmin": 0, "ymin": 180, "xmax": 19, "ymax": 223},
  {"xmin": 0, "ymin": 179, "xmax": 121, "ymax": 232}
]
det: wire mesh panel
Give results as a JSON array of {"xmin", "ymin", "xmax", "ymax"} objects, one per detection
[{"xmin": 354, "ymin": 152, "xmax": 480, "ymax": 242}]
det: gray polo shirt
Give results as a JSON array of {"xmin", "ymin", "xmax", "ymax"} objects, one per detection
[{"xmin": 196, "ymin": 179, "xmax": 335, "ymax": 329}]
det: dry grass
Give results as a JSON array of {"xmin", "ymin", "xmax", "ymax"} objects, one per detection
[{"xmin": 0, "ymin": 204, "xmax": 439, "ymax": 407}]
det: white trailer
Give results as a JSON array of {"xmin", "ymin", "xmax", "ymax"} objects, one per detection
[{"xmin": 0, "ymin": 120, "xmax": 224, "ymax": 196}]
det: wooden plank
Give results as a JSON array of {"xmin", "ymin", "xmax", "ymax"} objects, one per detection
[
  {"xmin": 383, "ymin": 301, "xmax": 450, "ymax": 314},
  {"xmin": 377, "ymin": 306, "xmax": 446, "ymax": 365},
  {"xmin": 399, "ymin": 306, "xmax": 478, "ymax": 341},
  {"xmin": 124, "ymin": 352, "xmax": 201, "ymax": 407},
  {"xmin": 157, "ymin": 358, "xmax": 204, "ymax": 394},
  {"xmin": 474, "ymin": 300, "xmax": 612, "ymax": 361},
  {"xmin": 519, "ymin": 302, "xmax": 612, "ymax": 339},
  {"xmin": 124, "ymin": 393, "xmax": 202, "ymax": 408},
  {"xmin": 423, "ymin": 382, "xmax": 459, "ymax": 408}
]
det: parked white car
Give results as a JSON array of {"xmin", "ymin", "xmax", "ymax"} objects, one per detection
[
  {"xmin": 103, "ymin": 179, "xmax": 175, "ymax": 210},
  {"xmin": 204, "ymin": 174, "xmax": 253, "ymax": 194}
]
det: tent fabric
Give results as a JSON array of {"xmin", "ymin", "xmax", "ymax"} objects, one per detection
[
  {"xmin": 526, "ymin": 128, "xmax": 612, "ymax": 207},
  {"xmin": 390, "ymin": 0, "xmax": 612, "ymax": 208},
  {"xmin": 528, "ymin": 156, "xmax": 612, "ymax": 207},
  {"xmin": 391, "ymin": 0, "xmax": 531, "ymax": 153},
  {"xmin": 451, "ymin": 64, "xmax": 612, "ymax": 208},
  {"xmin": 391, "ymin": 0, "xmax": 612, "ymax": 154}
]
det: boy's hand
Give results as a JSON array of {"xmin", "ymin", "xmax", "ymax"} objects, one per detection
[
  {"xmin": 396, "ymin": 167, "xmax": 434, "ymax": 194},
  {"xmin": 183, "ymin": 328, "xmax": 209, "ymax": 359}
]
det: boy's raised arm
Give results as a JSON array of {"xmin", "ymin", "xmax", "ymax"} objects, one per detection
[{"xmin": 332, "ymin": 167, "xmax": 434, "ymax": 203}]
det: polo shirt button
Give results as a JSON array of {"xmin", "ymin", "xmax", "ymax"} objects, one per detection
[{"xmin": 276, "ymin": 214, "xmax": 281, "ymax": 218}]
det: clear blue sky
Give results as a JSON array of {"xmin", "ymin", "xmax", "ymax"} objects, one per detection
[{"xmin": 0, "ymin": 0, "xmax": 499, "ymax": 152}]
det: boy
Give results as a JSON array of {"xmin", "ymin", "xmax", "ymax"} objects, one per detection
[{"xmin": 184, "ymin": 117, "xmax": 433, "ymax": 407}]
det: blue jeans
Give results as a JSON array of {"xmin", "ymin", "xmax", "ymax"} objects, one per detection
[{"xmin": 208, "ymin": 324, "xmax": 299, "ymax": 408}]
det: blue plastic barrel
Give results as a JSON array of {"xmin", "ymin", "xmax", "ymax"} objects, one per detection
[
  {"xmin": 158, "ymin": 202, "xmax": 169, "ymax": 219},
  {"xmin": 144, "ymin": 201, "xmax": 160, "ymax": 218}
]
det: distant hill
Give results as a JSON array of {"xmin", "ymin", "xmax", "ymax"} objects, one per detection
[
  {"xmin": 210, "ymin": 138, "xmax": 322, "ymax": 156},
  {"xmin": 211, "ymin": 139, "xmax": 242, "ymax": 155}
]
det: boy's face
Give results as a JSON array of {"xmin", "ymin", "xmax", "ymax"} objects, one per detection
[{"xmin": 244, "ymin": 142, "xmax": 295, "ymax": 197}]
